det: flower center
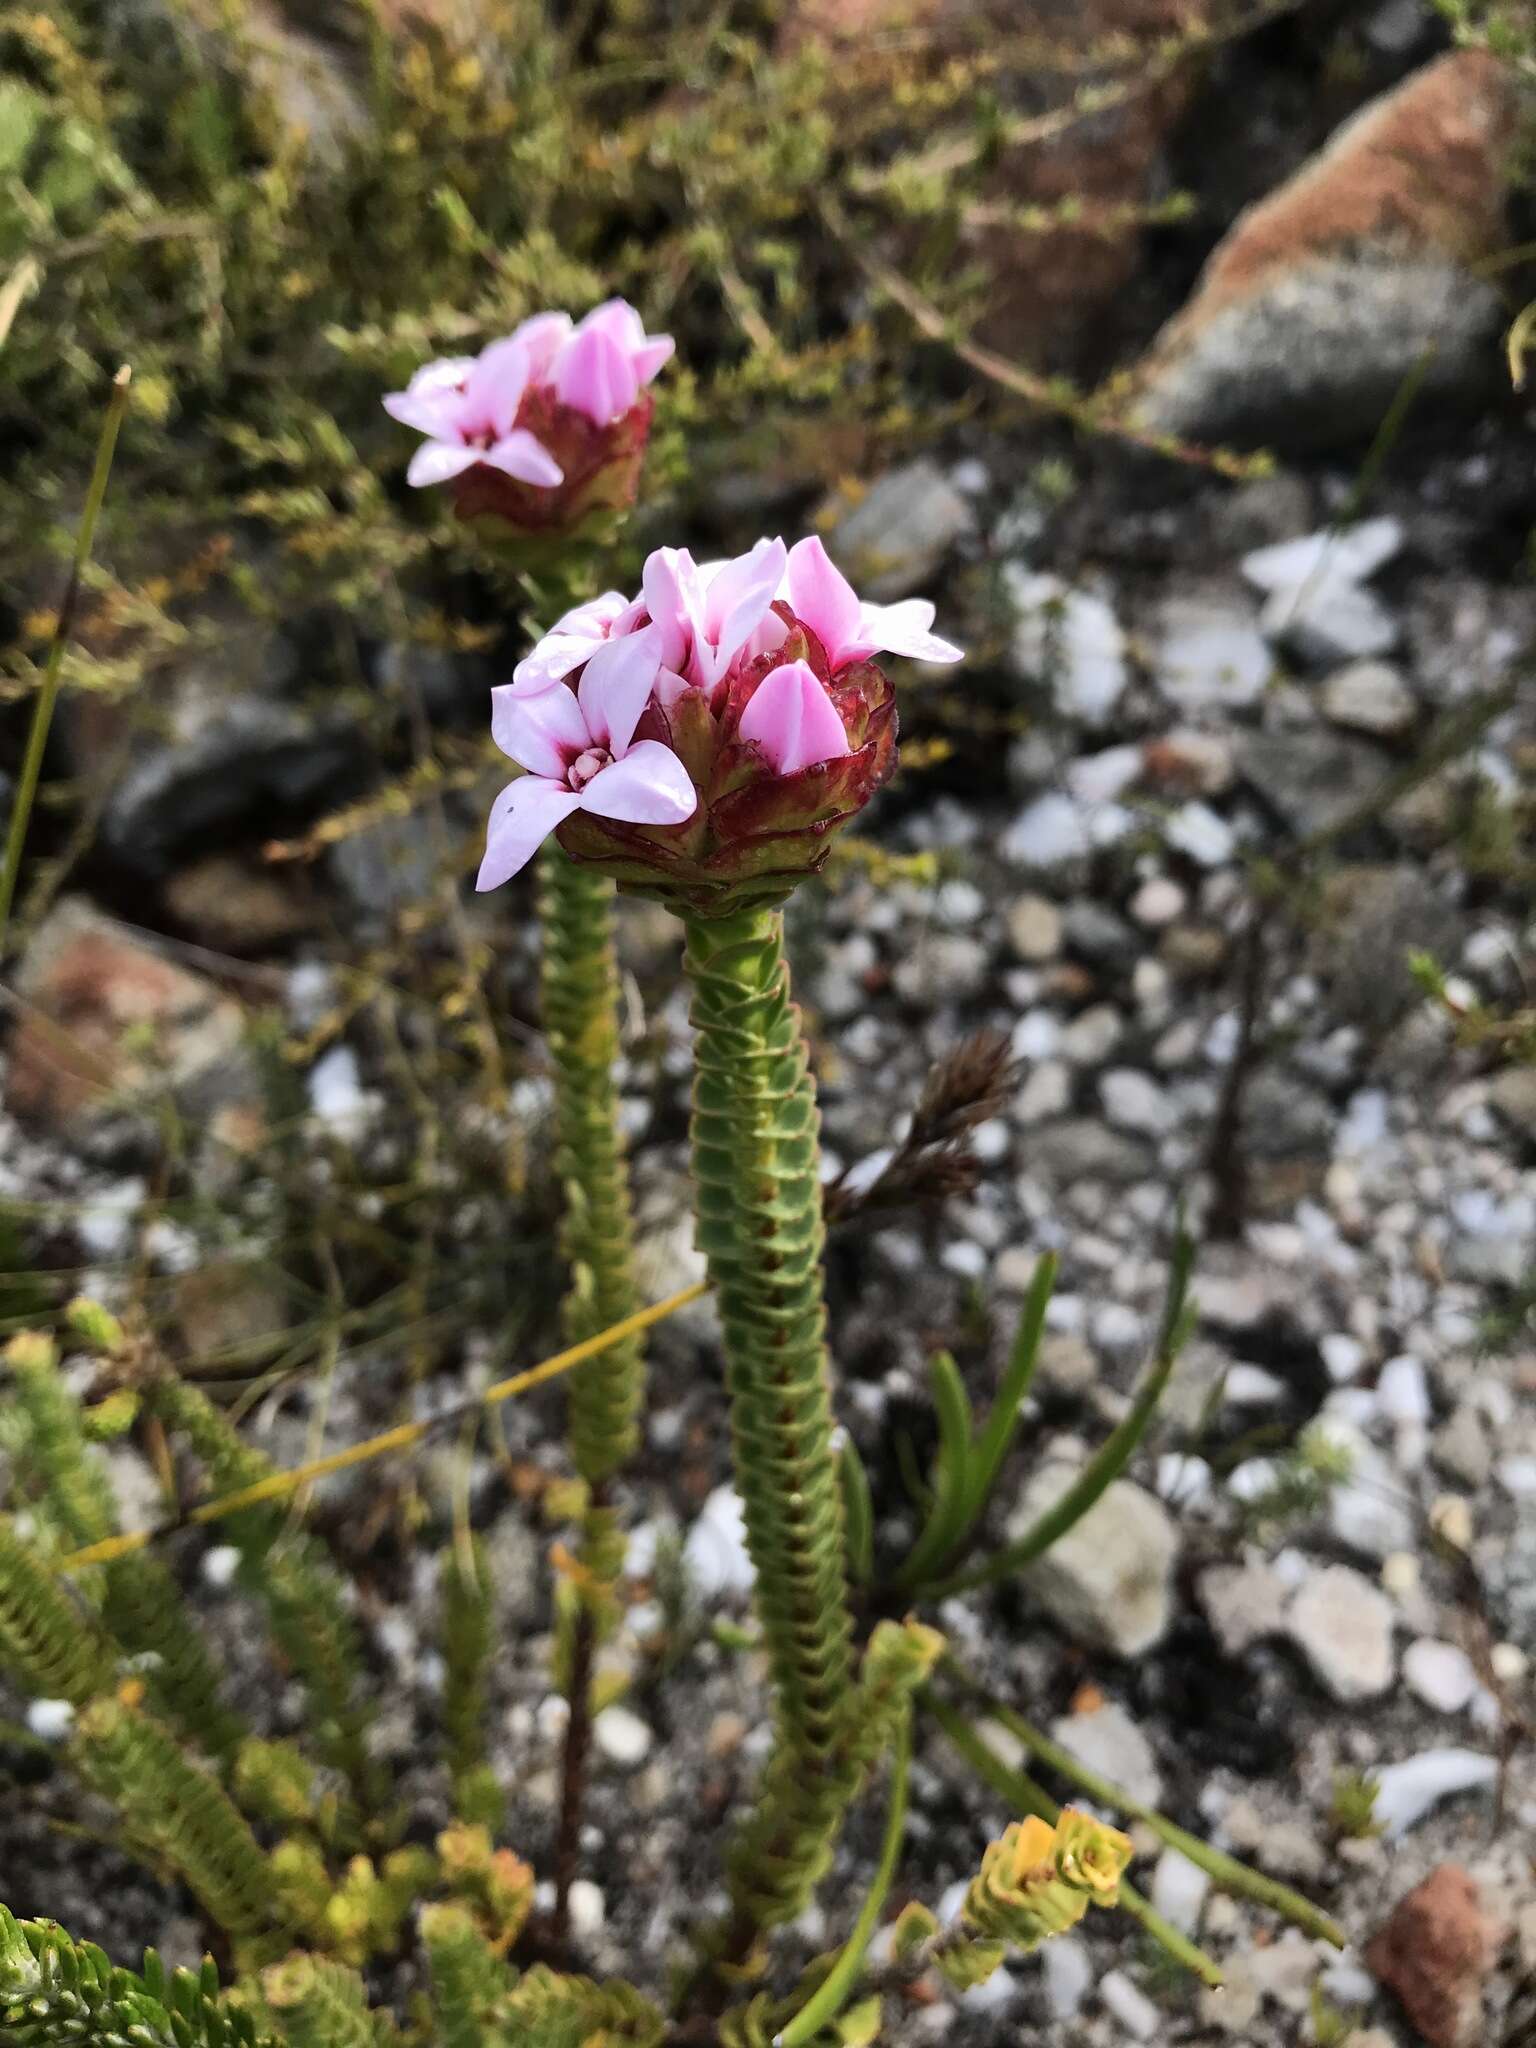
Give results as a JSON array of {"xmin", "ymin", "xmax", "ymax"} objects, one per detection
[{"xmin": 567, "ymin": 746, "xmax": 611, "ymax": 791}]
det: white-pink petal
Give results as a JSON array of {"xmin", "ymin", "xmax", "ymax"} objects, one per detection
[
  {"xmin": 576, "ymin": 626, "xmax": 663, "ymax": 757},
  {"xmin": 406, "ymin": 440, "xmax": 481, "ymax": 488},
  {"xmin": 462, "ymin": 335, "xmax": 533, "ymax": 438},
  {"xmin": 577, "ymin": 741, "xmax": 697, "ymax": 825},
  {"xmin": 738, "ymin": 658, "xmax": 851, "ymax": 776},
  {"xmin": 495, "ymin": 681, "xmax": 590, "ymax": 779},
  {"xmin": 510, "ymin": 309, "xmax": 574, "ymax": 378},
  {"xmin": 477, "ymin": 777, "xmax": 583, "ymax": 890},
  {"xmin": 383, "ymin": 386, "xmax": 467, "ymax": 437},
  {"xmin": 481, "ymin": 429, "xmax": 564, "ymax": 487},
  {"xmin": 857, "ymin": 598, "xmax": 964, "ymax": 665}
]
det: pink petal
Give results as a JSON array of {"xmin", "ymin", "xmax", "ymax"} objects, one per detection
[
  {"xmin": 493, "ymin": 680, "xmax": 590, "ymax": 778},
  {"xmin": 482, "ymin": 429, "xmax": 564, "ymax": 487},
  {"xmin": 551, "ymin": 590, "xmax": 630, "ymax": 638},
  {"xmin": 698, "ymin": 537, "xmax": 787, "ymax": 690},
  {"xmin": 576, "ymin": 298, "xmax": 646, "ymax": 350},
  {"xmin": 632, "ymin": 335, "xmax": 675, "ymax": 383},
  {"xmin": 463, "ymin": 335, "xmax": 533, "ymax": 437},
  {"xmin": 406, "ymin": 440, "xmax": 480, "ymax": 488},
  {"xmin": 510, "ymin": 310, "xmax": 573, "ymax": 379},
  {"xmin": 738, "ymin": 658, "xmax": 851, "ymax": 775},
  {"xmin": 477, "ymin": 777, "xmax": 582, "ymax": 891},
  {"xmin": 577, "ymin": 741, "xmax": 697, "ymax": 826},
  {"xmin": 576, "ymin": 625, "xmax": 662, "ymax": 756},
  {"xmin": 641, "ymin": 547, "xmax": 700, "ymax": 672},
  {"xmin": 857, "ymin": 598, "xmax": 963, "ymax": 665},
  {"xmin": 554, "ymin": 327, "xmax": 640, "ymax": 426},
  {"xmin": 786, "ymin": 536, "xmax": 863, "ymax": 669},
  {"xmin": 653, "ymin": 665, "xmax": 692, "ymax": 709}
]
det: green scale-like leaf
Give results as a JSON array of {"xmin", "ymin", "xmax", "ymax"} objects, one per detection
[{"xmin": 680, "ymin": 908, "xmax": 858, "ymax": 1930}]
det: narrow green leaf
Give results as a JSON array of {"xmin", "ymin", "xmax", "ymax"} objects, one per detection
[
  {"xmin": 958, "ymin": 1249, "xmax": 1057, "ymax": 1544},
  {"xmin": 836, "ymin": 1432, "xmax": 874, "ymax": 1586},
  {"xmin": 893, "ymin": 1351, "xmax": 973, "ymax": 1589},
  {"xmin": 935, "ymin": 1231, "xmax": 1194, "ymax": 1596}
]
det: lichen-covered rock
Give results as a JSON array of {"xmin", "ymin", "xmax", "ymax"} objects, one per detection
[{"xmin": 1132, "ymin": 53, "xmax": 1521, "ymax": 446}]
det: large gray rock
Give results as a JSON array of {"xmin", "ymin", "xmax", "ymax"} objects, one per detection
[
  {"xmin": 1240, "ymin": 729, "xmax": 1390, "ymax": 839},
  {"xmin": 1007, "ymin": 1461, "xmax": 1179, "ymax": 1657}
]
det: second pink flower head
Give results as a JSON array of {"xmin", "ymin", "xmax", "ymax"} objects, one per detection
[{"xmin": 383, "ymin": 300, "xmax": 674, "ymax": 540}]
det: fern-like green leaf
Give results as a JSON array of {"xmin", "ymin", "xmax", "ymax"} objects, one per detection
[
  {"xmin": 74, "ymin": 1691, "xmax": 279, "ymax": 1936},
  {"xmin": 0, "ymin": 1905, "xmax": 277, "ymax": 2048},
  {"xmin": 0, "ymin": 1516, "xmax": 116, "ymax": 1705}
]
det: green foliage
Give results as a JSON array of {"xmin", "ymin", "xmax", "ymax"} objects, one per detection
[
  {"xmin": 1328, "ymin": 1769, "xmax": 1385, "ymax": 1841},
  {"xmin": 0, "ymin": 1907, "xmax": 276, "ymax": 2048},
  {"xmin": 892, "ymin": 1251, "xmax": 1057, "ymax": 1590},
  {"xmin": 261, "ymin": 1954, "xmax": 393, "ymax": 2048},
  {"xmin": 73, "ymin": 1690, "xmax": 279, "ymax": 1937},
  {"xmin": 0, "ymin": 1514, "xmax": 115, "ymax": 1704},
  {"xmin": 503, "ymin": 1965, "xmax": 664, "ymax": 2048},
  {"xmin": 145, "ymin": 1373, "xmax": 383, "ymax": 1816},
  {"xmin": 422, "ymin": 1903, "xmax": 518, "ymax": 2048},
  {"xmin": 1237, "ymin": 1420, "xmax": 1355, "ymax": 1537},
  {"xmin": 440, "ymin": 1538, "xmax": 501, "ymax": 1828}
]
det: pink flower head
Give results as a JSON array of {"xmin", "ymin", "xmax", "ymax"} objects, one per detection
[
  {"xmin": 478, "ymin": 628, "xmax": 696, "ymax": 889},
  {"xmin": 482, "ymin": 533, "xmax": 964, "ymax": 913},
  {"xmin": 384, "ymin": 301, "xmax": 674, "ymax": 541}
]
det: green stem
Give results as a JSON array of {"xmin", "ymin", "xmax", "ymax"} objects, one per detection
[
  {"xmin": 774, "ymin": 1712, "xmax": 911, "ymax": 2048},
  {"xmin": 679, "ymin": 906, "xmax": 856, "ymax": 1935},
  {"xmin": 938, "ymin": 1669, "xmax": 1344, "ymax": 1948},
  {"xmin": 926, "ymin": 1696, "xmax": 1225, "ymax": 1989},
  {"xmin": 539, "ymin": 847, "xmax": 646, "ymax": 1484},
  {"xmin": 0, "ymin": 365, "xmax": 131, "ymax": 955},
  {"xmin": 539, "ymin": 847, "xmax": 647, "ymax": 1941}
]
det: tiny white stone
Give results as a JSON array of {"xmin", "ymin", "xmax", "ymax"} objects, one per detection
[
  {"xmin": 1240, "ymin": 518, "xmax": 1403, "ymax": 594},
  {"xmin": 1320, "ymin": 1333, "xmax": 1365, "ymax": 1384},
  {"xmin": 593, "ymin": 1706, "xmax": 652, "ymax": 1767},
  {"xmin": 567, "ymin": 1879, "xmax": 605, "ymax": 1936},
  {"xmin": 1286, "ymin": 1565, "xmax": 1395, "ymax": 1703},
  {"xmin": 1068, "ymin": 743, "xmax": 1143, "ymax": 804},
  {"xmin": 309, "ymin": 1045, "xmax": 375, "ymax": 1139},
  {"xmin": 1042, "ymin": 1937, "xmax": 1094, "ymax": 2020},
  {"xmin": 1497, "ymin": 1456, "xmax": 1536, "ymax": 1498},
  {"xmin": 27, "ymin": 1698, "xmax": 75, "ymax": 1741},
  {"xmin": 1130, "ymin": 877, "xmax": 1186, "ymax": 928},
  {"xmin": 684, "ymin": 1486, "xmax": 756, "ymax": 1598},
  {"xmin": 1377, "ymin": 1354, "xmax": 1430, "ymax": 1426},
  {"xmin": 1403, "ymin": 1639, "xmax": 1479, "ymax": 1715},
  {"xmin": 1157, "ymin": 1453, "xmax": 1212, "ymax": 1507},
  {"xmin": 1100, "ymin": 1968, "xmax": 1161, "ymax": 2040},
  {"xmin": 1165, "ymin": 801, "xmax": 1235, "ymax": 867},
  {"xmin": 1224, "ymin": 1363, "xmax": 1287, "ymax": 1406},
  {"xmin": 201, "ymin": 1544, "xmax": 242, "ymax": 1589},
  {"xmin": 1009, "ymin": 571, "xmax": 1129, "ymax": 727},
  {"xmin": 1150, "ymin": 1849, "xmax": 1210, "ymax": 1935},
  {"xmin": 1371, "ymin": 1748, "xmax": 1498, "ymax": 1838}
]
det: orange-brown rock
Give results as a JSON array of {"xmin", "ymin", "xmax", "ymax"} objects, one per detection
[
  {"xmin": 1366, "ymin": 1863, "xmax": 1506, "ymax": 2048},
  {"xmin": 5, "ymin": 898, "xmax": 262, "ymax": 1144},
  {"xmin": 1133, "ymin": 51, "xmax": 1522, "ymax": 444}
]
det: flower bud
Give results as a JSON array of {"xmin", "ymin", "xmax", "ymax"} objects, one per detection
[{"xmin": 383, "ymin": 300, "xmax": 672, "ymax": 551}]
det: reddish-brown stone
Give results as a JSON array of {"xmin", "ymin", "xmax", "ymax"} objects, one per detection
[{"xmin": 1366, "ymin": 1863, "xmax": 1506, "ymax": 2048}]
